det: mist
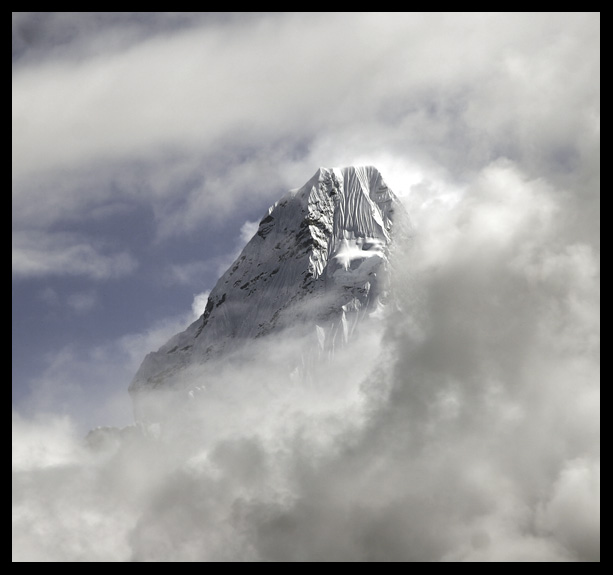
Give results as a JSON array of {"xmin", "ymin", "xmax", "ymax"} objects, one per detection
[{"xmin": 12, "ymin": 156, "xmax": 599, "ymax": 561}]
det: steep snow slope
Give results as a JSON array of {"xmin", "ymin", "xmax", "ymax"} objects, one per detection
[{"xmin": 129, "ymin": 166, "xmax": 408, "ymax": 409}]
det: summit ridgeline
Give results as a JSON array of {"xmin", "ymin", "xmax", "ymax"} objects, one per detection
[{"xmin": 129, "ymin": 166, "xmax": 410, "ymax": 419}]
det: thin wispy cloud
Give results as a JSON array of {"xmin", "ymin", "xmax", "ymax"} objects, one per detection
[
  {"xmin": 12, "ymin": 12, "xmax": 599, "ymax": 562},
  {"xmin": 12, "ymin": 231, "xmax": 137, "ymax": 279}
]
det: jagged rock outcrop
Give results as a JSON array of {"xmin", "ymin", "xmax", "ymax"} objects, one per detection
[{"xmin": 129, "ymin": 166, "xmax": 409, "ymax": 417}]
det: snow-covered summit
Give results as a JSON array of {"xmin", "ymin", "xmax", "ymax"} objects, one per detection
[{"xmin": 129, "ymin": 166, "xmax": 408, "ymax": 415}]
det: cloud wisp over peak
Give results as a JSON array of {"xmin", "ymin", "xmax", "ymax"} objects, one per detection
[{"xmin": 12, "ymin": 12, "xmax": 599, "ymax": 562}]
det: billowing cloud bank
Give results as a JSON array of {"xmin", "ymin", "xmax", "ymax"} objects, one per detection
[
  {"xmin": 13, "ymin": 13, "xmax": 599, "ymax": 270},
  {"xmin": 12, "ymin": 158, "xmax": 599, "ymax": 561}
]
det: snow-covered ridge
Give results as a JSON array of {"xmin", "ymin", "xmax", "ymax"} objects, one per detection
[{"xmin": 129, "ymin": 166, "xmax": 408, "ymax": 411}]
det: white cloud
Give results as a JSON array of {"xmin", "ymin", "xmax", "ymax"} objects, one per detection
[
  {"xmin": 12, "ymin": 159, "xmax": 600, "ymax": 560},
  {"xmin": 12, "ymin": 231, "xmax": 137, "ymax": 279},
  {"xmin": 191, "ymin": 291, "xmax": 210, "ymax": 320},
  {"xmin": 12, "ymin": 411, "xmax": 81, "ymax": 472},
  {"xmin": 536, "ymin": 458, "xmax": 600, "ymax": 561},
  {"xmin": 240, "ymin": 220, "xmax": 259, "ymax": 245},
  {"xmin": 12, "ymin": 13, "xmax": 599, "ymax": 243},
  {"xmin": 11, "ymin": 12, "xmax": 599, "ymax": 562}
]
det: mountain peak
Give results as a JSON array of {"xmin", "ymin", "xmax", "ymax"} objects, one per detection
[{"xmin": 129, "ymin": 166, "xmax": 409, "ymax": 419}]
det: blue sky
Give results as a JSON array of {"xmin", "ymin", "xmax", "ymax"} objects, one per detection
[
  {"xmin": 12, "ymin": 12, "xmax": 599, "ymax": 432},
  {"xmin": 12, "ymin": 13, "xmax": 600, "ymax": 562}
]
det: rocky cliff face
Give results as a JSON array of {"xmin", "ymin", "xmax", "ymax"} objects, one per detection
[{"xmin": 129, "ymin": 166, "xmax": 409, "ymax": 417}]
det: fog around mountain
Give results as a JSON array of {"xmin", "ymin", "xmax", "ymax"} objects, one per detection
[
  {"xmin": 13, "ymin": 161, "xmax": 599, "ymax": 561},
  {"xmin": 12, "ymin": 12, "xmax": 599, "ymax": 563}
]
